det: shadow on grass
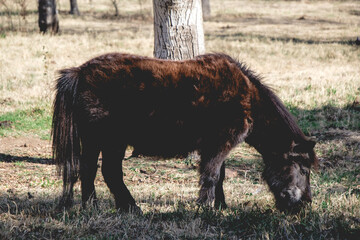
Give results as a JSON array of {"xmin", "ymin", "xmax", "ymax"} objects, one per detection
[
  {"xmin": 0, "ymin": 153, "xmax": 53, "ymax": 165},
  {"xmin": 147, "ymin": 204, "xmax": 360, "ymax": 239},
  {"xmin": 206, "ymin": 31, "xmax": 358, "ymax": 46},
  {"xmin": 0, "ymin": 193, "xmax": 57, "ymax": 215},
  {"xmin": 0, "ymin": 10, "xmax": 38, "ymax": 17},
  {"xmin": 208, "ymin": 13, "xmax": 345, "ymax": 26},
  {"xmin": 1, "ymin": 192, "xmax": 359, "ymax": 239},
  {"xmin": 286, "ymin": 104, "xmax": 360, "ymax": 135}
]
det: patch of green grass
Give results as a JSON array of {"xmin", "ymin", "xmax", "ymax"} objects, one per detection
[
  {"xmin": 285, "ymin": 102, "xmax": 360, "ymax": 135},
  {"xmin": 318, "ymin": 168, "xmax": 360, "ymax": 187},
  {"xmin": 0, "ymin": 105, "xmax": 51, "ymax": 139}
]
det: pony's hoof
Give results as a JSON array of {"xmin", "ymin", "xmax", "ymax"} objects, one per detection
[
  {"xmin": 130, "ymin": 205, "xmax": 143, "ymax": 215},
  {"xmin": 81, "ymin": 199, "xmax": 98, "ymax": 210},
  {"xmin": 57, "ymin": 196, "xmax": 73, "ymax": 210},
  {"xmin": 214, "ymin": 201, "xmax": 227, "ymax": 210},
  {"xmin": 196, "ymin": 197, "xmax": 213, "ymax": 208},
  {"xmin": 117, "ymin": 204, "xmax": 143, "ymax": 215}
]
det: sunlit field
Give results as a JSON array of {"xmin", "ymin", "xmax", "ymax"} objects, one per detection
[{"xmin": 0, "ymin": 0, "xmax": 359, "ymax": 239}]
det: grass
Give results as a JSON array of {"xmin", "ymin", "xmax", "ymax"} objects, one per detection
[
  {"xmin": 0, "ymin": 0, "xmax": 359, "ymax": 239},
  {"xmin": 0, "ymin": 105, "xmax": 51, "ymax": 139}
]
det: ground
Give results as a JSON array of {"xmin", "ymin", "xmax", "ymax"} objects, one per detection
[{"xmin": 0, "ymin": 131, "xmax": 359, "ymax": 239}]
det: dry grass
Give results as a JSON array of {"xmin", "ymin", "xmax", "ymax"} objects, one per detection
[{"xmin": 0, "ymin": 0, "xmax": 359, "ymax": 239}]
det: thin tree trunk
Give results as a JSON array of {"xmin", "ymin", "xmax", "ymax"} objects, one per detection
[
  {"xmin": 70, "ymin": 0, "xmax": 80, "ymax": 15},
  {"xmin": 111, "ymin": 0, "xmax": 119, "ymax": 16},
  {"xmin": 202, "ymin": 0, "xmax": 211, "ymax": 19},
  {"xmin": 38, "ymin": 0, "xmax": 59, "ymax": 34},
  {"xmin": 153, "ymin": 0, "xmax": 205, "ymax": 60}
]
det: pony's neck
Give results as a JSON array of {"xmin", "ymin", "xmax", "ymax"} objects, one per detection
[
  {"xmin": 246, "ymin": 115, "xmax": 294, "ymax": 157},
  {"xmin": 245, "ymin": 83, "xmax": 302, "ymax": 157}
]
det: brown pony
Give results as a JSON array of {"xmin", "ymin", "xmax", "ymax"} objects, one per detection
[{"xmin": 52, "ymin": 53, "xmax": 318, "ymax": 213}]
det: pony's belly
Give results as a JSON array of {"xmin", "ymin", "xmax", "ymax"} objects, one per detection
[{"xmin": 125, "ymin": 120, "xmax": 200, "ymax": 157}]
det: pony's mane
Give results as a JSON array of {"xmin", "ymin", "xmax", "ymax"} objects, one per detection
[{"xmin": 211, "ymin": 53, "xmax": 307, "ymax": 143}]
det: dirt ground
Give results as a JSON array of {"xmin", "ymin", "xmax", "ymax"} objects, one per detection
[{"xmin": 0, "ymin": 136, "xmax": 51, "ymax": 159}]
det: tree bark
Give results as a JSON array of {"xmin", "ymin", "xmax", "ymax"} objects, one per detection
[
  {"xmin": 38, "ymin": 0, "xmax": 59, "ymax": 34},
  {"xmin": 153, "ymin": 0, "xmax": 205, "ymax": 60},
  {"xmin": 201, "ymin": 0, "xmax": 211, "ymax": 19},
  {"xmin": 70, "ymin": 0, "xmax": 80, "ymax": 15}
]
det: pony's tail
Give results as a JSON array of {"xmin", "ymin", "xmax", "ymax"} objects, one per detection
[{"xmin": 52, "ymin": 68, "xmax": 81, "ymax": 207}]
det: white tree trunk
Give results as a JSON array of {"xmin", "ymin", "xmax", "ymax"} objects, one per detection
[{"xmin": 153, "ymin": 0, "xmax": 205, "ymax": 60}]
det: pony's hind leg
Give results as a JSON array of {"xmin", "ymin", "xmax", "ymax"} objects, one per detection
[
  {"xmin": 101, "ymin": 143, "xmax": 140, "ymax": 212},
  {"xmin": 58, "ymin": 175, "xmax": 78, "ymax": 209},
  {"xmin": 80, "ymin": 139, "xmax": 100, "ymax": 208},
  {"xmin": 214, "ymin": 162, "xmax": 227, "ymax": 209}
]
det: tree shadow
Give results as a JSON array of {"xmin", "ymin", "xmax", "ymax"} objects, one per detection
[
  {"xmin": 0, "ymin": 192, "xmax": 358, "ymax": 239},
  {"xmin": 0, "ymin": 153, "xmax": 53, "ymax": 165},
  {"xmin": 286, "ymin": 104, "xmax": 360, "ymax": 138},
  {"xmin": 0, "ymin": 10, "xmax": 37, "ymax": 16},
  {"xmin": 209, "ymin": 14, "xmax": 345, "ymax": 25},
  {"xmin": 206, "ymin": 31, "xmax": 358, "ymax": 45},
  {"xmin": 57, "ymin": 9, "xmax": 153, "ymax": 22},
  {"xmin": 0, "ymin": 193, "xmax": 56, "ymax": 214},
  {"xmin": 142, "ymin": 198, "xmax": 360, "ymax": 239},
  {"xmin": 205, "ymin": 12, "xmax": 359, "ymax": 46}
]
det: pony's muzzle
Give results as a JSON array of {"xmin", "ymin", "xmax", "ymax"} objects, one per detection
[
  {"xmin": 280, "ymin": 187, "xmax": 302, "ymax": 203},
  {"xmin": 277, "ymin": 187, "xmax": 312, "ymax": 213}
]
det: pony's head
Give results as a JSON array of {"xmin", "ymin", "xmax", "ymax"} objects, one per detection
[{"xmin": 263, "ymin": 139, "xmax": 317, "ymax": 213}]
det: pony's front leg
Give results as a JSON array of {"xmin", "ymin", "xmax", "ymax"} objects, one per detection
[
  {"xmin": 197, "ymin": 151, "xmax": 228, "ymax": 208},
  {"xmin": 101, "ymin": 144, "xmax": 140, "ymax": 213}
]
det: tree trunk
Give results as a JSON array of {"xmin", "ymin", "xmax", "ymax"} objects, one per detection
[
  {"xmin": 201, "ymin": 0, "xmax": 211, "ymax": 19},
  {"xmin": 70, "ymin": 0, "xmax": 80, "ymax": 15},
  {"xmin": 111, "ymin": 0, "xmax": 119, "ymax": 16},
  {"xmin": 38, "ymin": 0, "xmax": 59, "ymax": 34},
  {"xmin": 153, "ymin": 0, "xmax": 205, "ymax": 60}
]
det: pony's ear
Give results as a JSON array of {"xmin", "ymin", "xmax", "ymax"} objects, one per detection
[{"xmin": 293, "ymin": 139, "xmax": 316, "ymax": 153}]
